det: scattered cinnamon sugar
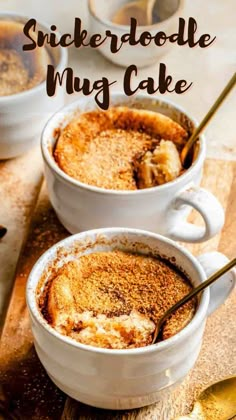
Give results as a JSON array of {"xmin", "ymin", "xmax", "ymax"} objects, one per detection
[
  {"xmin": 54, "ymin": 107, "xmax": 188, "ymax": 190},
  {"xmin": 40, "ymin": 250, "xmax": 196, "ymax": 349}
]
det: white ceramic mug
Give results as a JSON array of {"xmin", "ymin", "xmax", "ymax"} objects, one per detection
[
  {"xmin": 88, "ymin": 0, "xmax": 186, "ymax": 67},
  {"xmin": 0, "ymin": 12, "xmax": 68, "ymax": 160},
  {"xmin": 41, "ymin": 93, "xmax": 224, "ymax": 243},
  {"xmin": 26, "ymin": 228, "xmax": 235, "ymax": 410}
]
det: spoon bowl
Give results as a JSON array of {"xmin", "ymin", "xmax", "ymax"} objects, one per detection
[{"xmin": 175, "ymin": 376, "xmax": 236, "ymax": 419}]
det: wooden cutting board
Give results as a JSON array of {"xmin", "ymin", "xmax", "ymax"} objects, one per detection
[{"xmin": 0, "ymin": 159, "xmax": 235, "ymax": 420}]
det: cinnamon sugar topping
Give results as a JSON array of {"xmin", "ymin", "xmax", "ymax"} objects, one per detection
[
  {"xmin": 54, "ymin": 107, "xmax": 188, "ymax": 190},
  {"xmin": 0, "ymin": 20, "xmax": 52, "ymax": 96},
  {"xmin": 40, "ymin": 250, "xmax": 196, "ymax": 349}
]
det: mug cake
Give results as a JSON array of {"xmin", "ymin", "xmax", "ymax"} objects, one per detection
[
  {"xmin": 42, "ymin": 94, "xmax": 224, "ymax": 240},
  {"xmin": 0, "ymin": 12, "xmax": 67, "ymax": 160},
  {"xmin": 0, "ymin": 19, "xmax": 51, "ymax": 96},
  {"xmin": 54, "ymin": 107, "xmax": 188, "ymax": 191},
  {"xmin": 27, "ymin": 228, "xmax": 234, "ymax": 408},
  {"xmin": 38, "ymin": 250, "xmax": 195, "ymax": 349}
]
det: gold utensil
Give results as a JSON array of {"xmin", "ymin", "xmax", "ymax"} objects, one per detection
[
  {"xmin": 181, "ymin": 73, "xmax": 236, "ymax": 168},
  {"xmin": 152, "ymin": 258, "xmax": 236, "ymax": 344},
  {"xmin": 174, "ymin": 376, "xmax": 236, "ymax": 420},
  {"xmin": 112, "ymin": 0, "xmax": 156, "ymax": 26}
]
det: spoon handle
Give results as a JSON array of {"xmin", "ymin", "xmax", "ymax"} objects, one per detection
[
  {"xmin": 181, "ymin": 72, "xmax": 236, "ymax": 166},
  {"xmin": 159, "ymin": 257, "xmax": 236, "ymax": 336}
]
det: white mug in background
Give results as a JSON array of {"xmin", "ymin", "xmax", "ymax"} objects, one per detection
[
  {"xmin": 0, "ymin": 12, "xmax": 68, "ymax": 160},
  {"xmin": 9, "ymin": 0, "xmax": 89, "ymax": 33},
  {"xmin": 26, "ymin": 228, "xmax": 236, "ymax": 410},
  {"xmin": 41, "ymin": 93, "xmax": 224, "ymax": 243},
  {"xmin": 88, "ymin": 0, "xmax": 186, "ymax": 67}
]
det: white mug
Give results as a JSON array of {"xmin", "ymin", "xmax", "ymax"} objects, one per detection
[
  {"xmin": 88, "ymin": 0, "xmax": 186, "ymax": 67},
  {"xmin": 41, "ymin": 93, "xmax": 224, "ymax": 243},
  {"xmin": 0, "ymin": 12, "xmax": 68, "ymax": 160},
  {"xmin": 26, "ymin": 228, "xmax": 235, "ymax": 410}
]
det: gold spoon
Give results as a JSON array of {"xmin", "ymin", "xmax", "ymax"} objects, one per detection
[
  {"xmin": 174, "ymin": 376, "xmax": 236, "ymax": 420},
  {"xmin": 181, "ymin": 73, "xmax": 236, "ymax": 168},
  {"xmin": 152, "ymin": 258, "xmax": 236, "ymax": 344},
  {"xmin": 112, "ymin": 0, "xmax": 156, "ymax": 26}
]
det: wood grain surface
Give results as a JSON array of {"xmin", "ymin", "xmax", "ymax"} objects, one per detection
[{"xmin": 0, "ymin": 159, "xmax": 235, "ymax": 420}]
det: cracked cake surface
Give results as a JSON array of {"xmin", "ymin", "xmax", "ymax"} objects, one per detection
[
  {"xmin": 39, "ymin": 250, "xmax": 196, "ymax": 349},
  {"xmin": 54, "ymin": 107, "xmax": 187, "ymax": 190}
]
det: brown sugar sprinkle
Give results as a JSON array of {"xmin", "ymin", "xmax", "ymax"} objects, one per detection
[
  {"xmin": 41, "ymin": 251, "xmax": 196, "ymax": 348},
  {"xmin": 0, "ymin": 47, "xmax": 49, "ymax": 96},
  {"xmin": 54, "ymin": 107, "xmax": 188, "ymax": 190},
  {"xmin": 0, "ymin": 49, "xmax": 30, "ymax": 96}
]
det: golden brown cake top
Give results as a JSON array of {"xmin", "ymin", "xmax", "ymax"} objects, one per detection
[
  {"xmin": 40, "ymin": 251, "xmax": 195, "ymax": 349},
  {"xmin": 54, "ymin": 107, "xmax": 188, "ymax": 190}
]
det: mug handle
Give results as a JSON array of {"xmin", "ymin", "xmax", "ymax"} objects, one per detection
[
  {"xmin": 168, "ymin": 186, "xmax": 225, "ymax": 243},
  {"xmin": 197, "ymin": 252, "xmax": 236, "ymax": 315}
]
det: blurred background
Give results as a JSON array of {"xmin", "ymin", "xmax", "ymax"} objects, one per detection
[{"xmin": 1, "ymin": 0, "xmax": 235, "ymax": 159}]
